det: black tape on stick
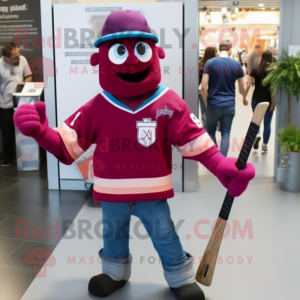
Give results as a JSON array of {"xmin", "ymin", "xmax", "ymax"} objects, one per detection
[{"xmin": 218, "ymin": 122, "xmax": 260, "ymax": 221}]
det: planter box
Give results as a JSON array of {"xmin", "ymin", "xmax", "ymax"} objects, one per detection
[{"xmin": 279, "ymin": 152, "xmax": 300, "ymax": 193}]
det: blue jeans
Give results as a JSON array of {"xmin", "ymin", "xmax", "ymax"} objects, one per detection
[
  {"xmin": 100, "ymin": 200, "xmax": 186, "ymax": 266},
  {"xmin": 251, "ymin": 101, "xmax": 274, "ymax": 144},
  {"xmin": 206, "ymin": 106, "xmax": 235, "ymax": 157},
  {"xmin": 100, "ymin": 200, "xmax": 195, "ymax": 287}
]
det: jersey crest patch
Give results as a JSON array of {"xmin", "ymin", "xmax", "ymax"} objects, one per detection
[{"xmin": 136, "ymin": 118, "xmax": 157, "ymax": 148}]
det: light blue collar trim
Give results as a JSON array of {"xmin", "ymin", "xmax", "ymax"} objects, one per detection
[
  {"xmin": 100, "ymin": 85, "xmax": 169, "ymax": 114},
  {"xmin": 94, "ymin": 31, "xmax": 159, "ymax": 48}
]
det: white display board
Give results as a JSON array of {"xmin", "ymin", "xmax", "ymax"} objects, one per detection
[
  {"xmin": 53, "ymin": 3, "xmax": 183, "ymax": 189},
  {"xmin": 288, "ymin": 45, "xmax": 300, "ymax": 56}
]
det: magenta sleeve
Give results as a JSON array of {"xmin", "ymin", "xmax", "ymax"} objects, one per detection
[
  {"xmin": 36, "ymin": 127, "xmax": 74, "ymax": 165},
  {"xmin": 186, "ymin": 147, "xmax": 224, "ymax": 176}
]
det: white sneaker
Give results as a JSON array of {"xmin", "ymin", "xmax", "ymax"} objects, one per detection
[{"xmin": 262, "ymin": 146, "xmax": 268, "ymax": 154}]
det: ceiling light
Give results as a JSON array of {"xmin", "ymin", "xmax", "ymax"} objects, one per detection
[
  {"xmin": 258, "ymin": 3, "xmax": 264, "ymax": 7},
  {"xmin": 230, "ymin": 7, "xmax": 238, "ymax": 21},
  {"xmin": 231, "ymin": 12, "xmax": 237, "ymax": 21}
]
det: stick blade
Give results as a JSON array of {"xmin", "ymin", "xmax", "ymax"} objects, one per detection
[
  {"xmin": 252, "ymin": 102, "xmax": 269, "ymax": 126},
  {"xmin": 196, "ymin": 218, "xmax": 227, "ymax": 286}
]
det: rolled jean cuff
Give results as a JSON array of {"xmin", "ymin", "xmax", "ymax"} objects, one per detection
[
  {"xmin": 99, "ymin": 248, "xmax": 132, "ymax": 281},
  {"xmin": 163, "ymin": 252, "xmax": 195, "ymax": 288},
  {"xmin": 99, "ymin": 248, "xmax": 131, "ymax": 264}
]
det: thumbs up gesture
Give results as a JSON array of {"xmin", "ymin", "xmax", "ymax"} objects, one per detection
[{"xmin": 14, "ymin": 102, "xmax": 49, "ymax": 141}]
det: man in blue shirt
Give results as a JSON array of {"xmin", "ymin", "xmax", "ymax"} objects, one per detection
[{"xmin": 201, "ymin": 41, "xmax": 247, "ymax": 156}]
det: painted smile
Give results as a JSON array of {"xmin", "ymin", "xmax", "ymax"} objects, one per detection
[{"xmin": 117, "ymin": 68, "xmax": 150, "ymax": 83}]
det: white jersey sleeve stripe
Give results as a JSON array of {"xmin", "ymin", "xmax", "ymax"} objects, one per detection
[
  {"xmin": 176, "ymin": 132, "xmax": 215, "ymax": 157},
  {"xmin": 55, "ymin": 122, "xmax": 85, "ymax": 160}
]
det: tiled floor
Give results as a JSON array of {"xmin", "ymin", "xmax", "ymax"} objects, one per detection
[
  {"xmin": 19, "ymin": 177, "xmax": 300, "ymax": 300},
  {"xmin": 0, "ymin": 162, "xmax": 89, "ymax": 300}
]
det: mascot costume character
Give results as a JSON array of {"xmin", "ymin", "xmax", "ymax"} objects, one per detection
[{"xmin": 14, "ymin": 10, "xmax": 255, "ymax": 300}]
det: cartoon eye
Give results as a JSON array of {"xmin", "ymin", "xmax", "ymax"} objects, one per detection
[
  {"xmin": 42, "ymin": 257, "xmax": 46, "ymax": 260},
  {"xmin": 134, "ymin": 42, "xmax": 152, "ymax": 63},
  {"xmin": 34, "ymin": 257, "xmax": 37, "ymax": 260},
  {"xmin": 35, "ymin": 67, "xmax": 38, "ymax": 71},
  {"xmin": 108, "ymin": 43, "xmax": 128, "ymax": 65}
]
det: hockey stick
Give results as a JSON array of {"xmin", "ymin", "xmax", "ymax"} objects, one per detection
[{"xmin": 196, "ymin": 102, "xmax": 270, "ymax": 286}]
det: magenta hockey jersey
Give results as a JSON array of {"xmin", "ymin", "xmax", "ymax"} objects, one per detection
[{"xmin": 56, "ymin": 85, "xmax": 217, "ymax": 202}]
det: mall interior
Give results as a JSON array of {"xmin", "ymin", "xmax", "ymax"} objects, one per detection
[{"xmin": 0, "ymin": 0, "xmax": 300, "ymax": 300}]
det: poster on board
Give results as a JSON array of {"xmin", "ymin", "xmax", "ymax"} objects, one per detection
[
  {"xmin": 0, "ymin": 0, "xmax": 42, "ymax": 64},
  {"xmin": 53, "ymin": 3, "xmax": 183, "ymax": 189}
]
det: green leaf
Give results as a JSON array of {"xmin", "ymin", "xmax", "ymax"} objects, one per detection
[
  {"xmin": 265, "ymin": 50, "xmax": 300, "ymax": 120},
  {"xmin": 278, "ymin": 124, "xmax": 300, "ymax": 152}
]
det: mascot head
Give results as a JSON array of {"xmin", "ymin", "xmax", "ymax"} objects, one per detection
[{"xmin": 90, "ymin": 10, "xmax": 165, "ymax": 97}]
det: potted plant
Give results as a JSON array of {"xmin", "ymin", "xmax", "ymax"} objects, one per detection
[
  {"xmin": 263, "ymin": 50, "xmax": 300, "ymax": 192},
  {"xmin": 277, "ymin": 125, "xmax": 300, "ymax": 192}
]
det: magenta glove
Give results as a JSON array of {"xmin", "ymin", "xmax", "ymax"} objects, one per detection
[
  {"xmin": 14, "ymin": 102, "xmax": 49, "ymax": 140},
  {"xmin": 216, "ymin": 157, "xmax": 255, "ymax": 197},
  {"xmin": 14, "ymin": 102, "xmax": 74, "ymax": 165},
  {"xmin": 199, "ymin": 152, "xmax": 255, "ymax": 197}
]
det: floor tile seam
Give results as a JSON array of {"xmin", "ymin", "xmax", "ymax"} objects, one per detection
[
  {"xmin": 0, "ymin": 236, "xmax": 60, "ymax": 244},
  {"xmin": 0, "ymin": 236, "xmax": 28, "ymax": 242},
  {"xmin": 2, "ymin": 204, "xmax": 23, "ymax": 216},
  {"xmin": 0, "ymin": 264, "xmax": 36, "ymax": 272},
  {"xmin": 6, "ymin": 214, "xmax": 81, "ymax": 228},
  {"xmin": 20, "ymin": 240, "xmax": 60, "ymax": 245},
  {"xmin": 0, "ymin": 241, "xmax": 58, "ymax": 268},
  {"xmin": 0, "ymin": 253, "xmax": 11, "ymax": 264},
  {"xmin": 3, "ymin": 214, "xmax": 50, "ymax": 226},
  {"xmin": 0, "ymin": 212, "xmax": 84, "ymax": 232},
  {"xmin": 0, "ymin": 215, "xmax": 10, "ymax": 225},
  {"xmin": 0, "ymin": 241, "xmax": 26, "ymax": 266},
  {"xmin": 0, "ymin": 179, "xmax": 26, "ymax": 194},
  {"xmin": 0, "ymin": 265, "xmax": 33, "ymax": 272}
]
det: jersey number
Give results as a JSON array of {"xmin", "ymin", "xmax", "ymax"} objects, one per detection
[
  {"xmin": 190, "ymin": 113, "xmax": 202, "ymax": 128},
  {"xmin": 70, "ymin": 112, "xmax": 81, "ymax": 127}
]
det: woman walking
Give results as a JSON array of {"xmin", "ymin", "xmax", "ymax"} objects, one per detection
[
  {"xmin": 199, "ymin": 47, "xmax": 217, "ymax": 129},
  {"xmin": 244, "ymin": 50, "xmax": 276, "ymax": 154}
]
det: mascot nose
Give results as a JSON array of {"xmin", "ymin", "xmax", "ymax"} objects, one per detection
[{"xmin": 125, "ymin": 53, "xmax": 140, "ymax": 66}]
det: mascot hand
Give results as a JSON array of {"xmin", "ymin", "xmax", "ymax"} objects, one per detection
[
  {"xmin": 14, "ymin": 102, "xmax": 49, "ymax": 140},
  {"xmin": 216, "ymin": 157, "xmax": 255, "ymax": 197}
]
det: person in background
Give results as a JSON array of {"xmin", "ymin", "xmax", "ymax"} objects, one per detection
[
  {"xmin": 201, "ymin": 40, "xmax": 247, "ymax": 157},
  {"xmin": 0, "ymin": 42, "xmax": 32, "ymax": 166},
  {"xmin": 246, "ymin": 44, "xmax": 262, "ymax": 83},
  {"xmin": 199, "ymin": 47, "xmax": 217, "ymax": 129},
  {"xmin": 244, "ymin": 50, "xmax": 276, "ymax": 154},
  {"xmin": 238, "ymin": 45, "xmax": 248, "ymax": 68}
]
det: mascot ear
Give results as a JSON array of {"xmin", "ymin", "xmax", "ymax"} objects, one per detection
[
  {"xmin": 157, "ymin": 46, "xmax": 165, "ymax": 59},
  {"xmin": 90, "ymin": 53, "xmax": 99, "ymax": 66}
]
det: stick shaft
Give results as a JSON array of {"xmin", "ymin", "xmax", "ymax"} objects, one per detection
[{"xmin": 196, "ymin": 102, "xmax": 269, "ymax": 286}]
